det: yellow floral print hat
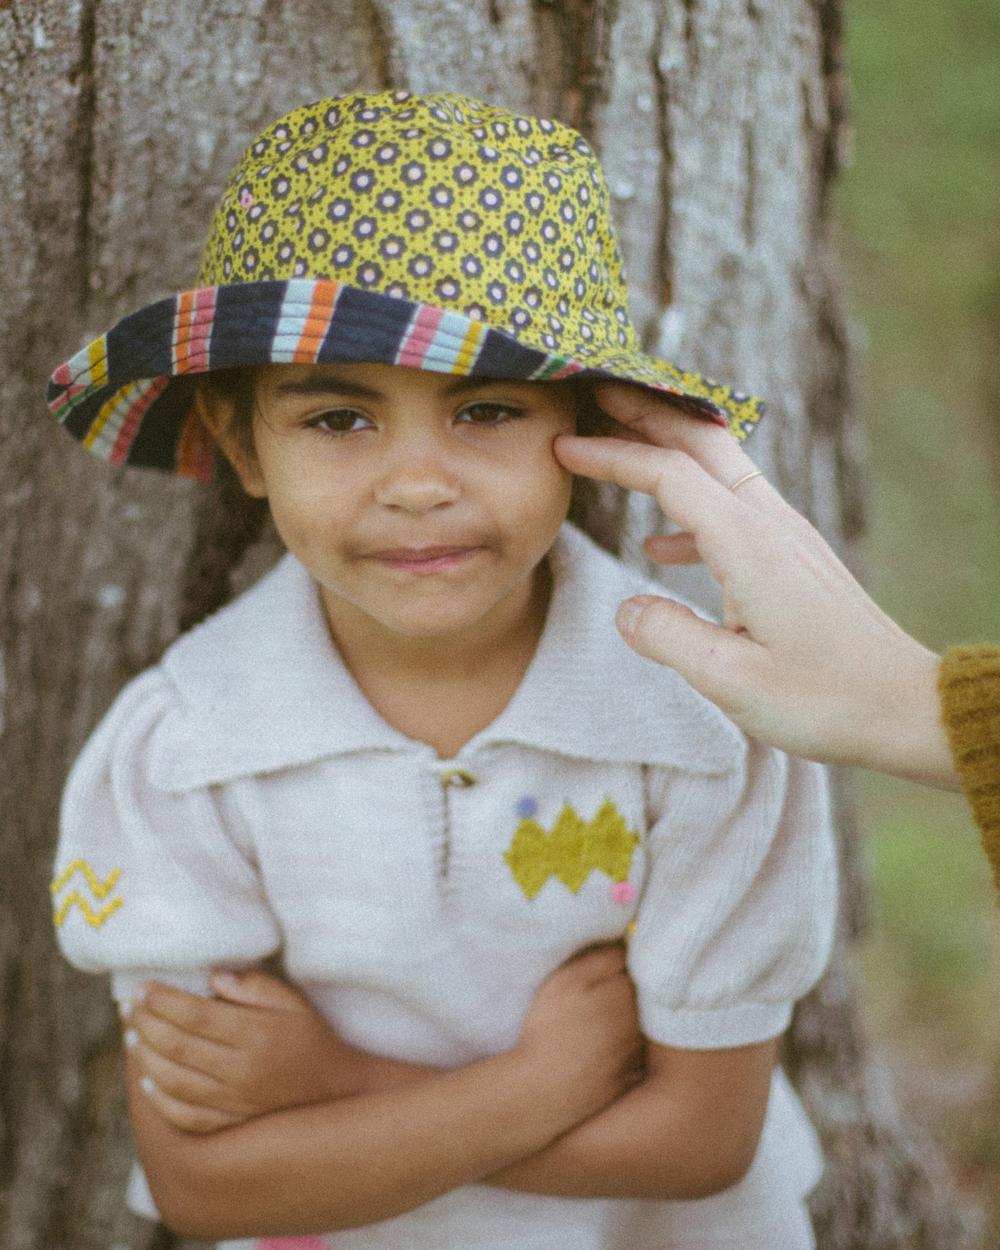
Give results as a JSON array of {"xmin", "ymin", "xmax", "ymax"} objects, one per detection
[{"xmin": 47, "ymin": 90, "xmax": 763, "ymax": 480}]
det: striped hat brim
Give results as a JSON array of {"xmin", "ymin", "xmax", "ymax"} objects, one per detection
[{"xmin": 47, "ymin": 278, "xmax": 760, "ymax": 482}]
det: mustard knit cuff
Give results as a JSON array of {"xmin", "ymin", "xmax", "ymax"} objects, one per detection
[{"xmin": 938, "ymin": 645, "xmax": 1000, "ymax": 897}]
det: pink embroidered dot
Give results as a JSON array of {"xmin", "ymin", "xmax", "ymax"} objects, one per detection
[
  {"xmin": 256, "ymin": 1238, "xmax": 330, "ymax": 1250},
  {"xmin": 611, "ymin": 881, "xmax": 636, "ymax": 905},
  {"xmin": 240, "ymin": 189, "xmax": 255, "ymax": 208}
]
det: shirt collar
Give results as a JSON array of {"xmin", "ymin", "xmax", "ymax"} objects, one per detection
[
  {"xmin": 467, "ymin": 524, "xmax": 744, "ymax": 771},
  {"xmin": 152, "ymin": 523, "xmax": 743, "ymax": 792}
]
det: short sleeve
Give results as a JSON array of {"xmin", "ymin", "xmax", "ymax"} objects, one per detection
[
  {"xmin": 52, "ymin": 668, "xmax": 281, "ymax": 1003},
  {"xmin": 628, "ymin": 743, "xmax": 837, "ymax": 1049}
]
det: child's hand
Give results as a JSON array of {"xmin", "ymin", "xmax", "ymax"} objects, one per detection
[
  {"xmin": 124, "ymin": 970, "xmax": 367, "ymax": 1134},
  {"xmin": 515, "ymin": 944, "xmax": 642, "ymax": 1125}
]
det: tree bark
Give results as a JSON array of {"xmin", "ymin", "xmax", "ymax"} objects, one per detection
[{"xmin": 0, "ymin": 1, "xmax": 978, "ymax": 1247}]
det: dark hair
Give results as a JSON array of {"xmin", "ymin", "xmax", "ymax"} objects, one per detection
[
  {"xmin": 562, "ymin": 379, "xmax": 629, "ymax": 555},
  {"xmin": 181, "ymin": 366, "xmax": 628, "ymax": 628},
  {"xmin": 198, "ymin": 365, "xmax": 259, "ymax": 455},
  {"xmin": 179, "ymin": 368, "xmax": 267, "ymax": 631}
]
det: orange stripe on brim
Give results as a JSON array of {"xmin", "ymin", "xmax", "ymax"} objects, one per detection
[
  {"xmin": 173, "ymin": 288, "xmax": 217, "ymax": 375},
  {"xmin": 293, "ymin": 281, "xmax": 341, "ymax": 364}
]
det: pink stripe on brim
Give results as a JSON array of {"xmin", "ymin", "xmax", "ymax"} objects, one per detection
[
  {"xmin": 191, "ymin": 287, "xmax": 217, "ymax": 322},
  {"xmin": 109, "ymin": 377, "xmax": 170, "ymax": 466},
  {"xmin": 395, "ymin": 304, "xmax": 445, "ymax": 368},
  {"xmin": 174, "ymin": 288, "xmax": 217, "ymax": 375}
]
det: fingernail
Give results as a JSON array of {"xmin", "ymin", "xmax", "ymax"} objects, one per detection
[
  {"xmin": 140, "ymin": 1075, "xmax": 157, "ymax": 1097},
  {"xmin": 617, "ymin": 597, "xmax": 653, "ymax": 642},
  {"xmin": 617, "ymin": 602, "xmax": 640, "ymax": 641},
  {"xmin": 124, "ymin": 1028, "xmax": 139, "ymax": 1049}
]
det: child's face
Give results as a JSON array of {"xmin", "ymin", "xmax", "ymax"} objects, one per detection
[{"xmin": 216, "ymin": 361, "xmax": 577, "ymax": 645}]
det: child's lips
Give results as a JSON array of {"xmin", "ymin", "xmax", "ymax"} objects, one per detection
[{"xmin": 367, "ymin": 545, "xmax": 485, "ymax": 574}]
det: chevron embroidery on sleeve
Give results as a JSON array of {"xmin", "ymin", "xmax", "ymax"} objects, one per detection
[
  {"xmin": 504, "ymin": 800, "xmax": 639, "ymax": 901},
  {"xmin": 51, "ymin": 859, "xmax": 124, "ymax": 928}
]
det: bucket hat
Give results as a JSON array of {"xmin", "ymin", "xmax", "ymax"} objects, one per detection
[{"xmin": 46, "ymin": 90, "xmax": 764, "ymax": 481}]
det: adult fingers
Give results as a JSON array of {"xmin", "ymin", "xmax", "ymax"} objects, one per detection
[
  {"xmin": 591, "ymin": 382, "xmax": 751, "ymax": 476},
  {"xmin": 592, "ymin": 382, "xmax": 729, "ymax": 443},
  {"xmin": 615, "ymin": 595, "xmax": 763, "ymax": 718},
  {"xmin": 643, "ymin": 532, "xmax": 702, "ymax": 565},
  {"xmin": 555, "ymin": 436, "xmax": 736, "ymax": 526},
  {"xmin": 555, "ymin": 432, "xmax": 796, "ymax": 533}
]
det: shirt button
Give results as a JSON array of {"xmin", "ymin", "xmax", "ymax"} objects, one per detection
[{"xmin": 438, "ymin": 767, "xmax": 477, "ymax": 788}]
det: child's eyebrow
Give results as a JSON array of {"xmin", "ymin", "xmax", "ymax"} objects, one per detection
[
  {"xmin": 273, "ymin": 374, "xmax": 516, "ymax": 401},
  {"xmin": 275, "ymin": 375, "xmax": 382, "ymax": 400}
]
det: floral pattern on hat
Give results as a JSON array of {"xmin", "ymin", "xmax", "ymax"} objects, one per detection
[{"xmin": 196, "ymin": 92, "xmax": 637, "ymax": 366}]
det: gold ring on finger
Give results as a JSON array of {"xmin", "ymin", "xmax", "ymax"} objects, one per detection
[{"xmin": 727, "ymin": 469, "xmax": 764, "ymax": 492}]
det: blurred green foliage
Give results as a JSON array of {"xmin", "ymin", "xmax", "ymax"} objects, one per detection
[
  {"xmin": 840, "ymin": 0, "xmax": 1000, "ymax": 649},
  {"xmin": 839, "ymin": 0, "xmax": 1000, "ymax": 1234}
]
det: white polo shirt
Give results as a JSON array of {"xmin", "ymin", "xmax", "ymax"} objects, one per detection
[{"xmin": 54, "ymin": 523, "xmax": 836, "ymax": 1249}]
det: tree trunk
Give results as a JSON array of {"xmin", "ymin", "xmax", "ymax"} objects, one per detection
[{"xmin": 0, "ymin": 1, "xmax": 978, "ymax": 1247}]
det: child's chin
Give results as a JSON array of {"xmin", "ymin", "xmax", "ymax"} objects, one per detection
[{"xmin": 381, "ymin": 609, "xmax": 490, "ymax": 640}]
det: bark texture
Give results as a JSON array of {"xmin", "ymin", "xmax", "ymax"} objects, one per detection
[{"xmin": 0, "ymin": 2, "xmax": 978, "ymax": 1247}]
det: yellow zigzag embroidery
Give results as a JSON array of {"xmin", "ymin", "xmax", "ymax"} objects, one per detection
[
  {"xmin": 51, "ymin": 859, "xmax": 124, "ymax": 929},
  {"xmin": 504, "ymin": 800, "xmax": 639, "ymax": 900}
]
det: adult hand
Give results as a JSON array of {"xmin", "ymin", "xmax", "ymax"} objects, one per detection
[{"xmin": 555, "ymin": 383, "xmax": 958, "ymax": 789}]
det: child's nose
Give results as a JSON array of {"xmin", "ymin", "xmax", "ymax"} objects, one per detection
[{"xmin": 373, "ymin": 446, "xmax": 462, "ymax": 514}]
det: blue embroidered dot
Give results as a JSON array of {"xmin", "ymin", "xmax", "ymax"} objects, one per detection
[{"xmin": 515, "ymin": 796, "xmax": 538, "ymax": 819}]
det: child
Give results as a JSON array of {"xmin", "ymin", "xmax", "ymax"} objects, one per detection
[{"xmin": 49, "ymin": 90, "xmax": 836, "ymax": 1250}]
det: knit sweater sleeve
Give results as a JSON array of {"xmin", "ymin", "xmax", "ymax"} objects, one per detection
[
  {"xmin": 52, "ymin": 667, "xmax": 282, "ymax": 1004},
  {"xmin": 938, "ymin": 645, "xmax": 1000, "ymax": 896},
  {"xmin": 627, "ymin": 746, "xmax": 837, "ymax": 1050}
]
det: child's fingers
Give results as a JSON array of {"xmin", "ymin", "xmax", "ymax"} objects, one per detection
[
  {"xmin": 209, "ymin": 968, "xmax": 309, "ymax": 1011},
  {"xmin": 130, "ymin": 1030, "xmax": 246, "ymax": 1117},
  {"xmin": 137, "ymin": 980, "xmax": 246, "ymax": 1046},
  {"xmin": 136, "ymin": 1070, "xmax": 246, "ymax": 1135},
  {"xmin": 567, "ymin": 943, "xmax": 628, "ymax": 985},
  {"xmin": 131, "ymin": 1004, "xmax": 237, "ymax": 1084}
]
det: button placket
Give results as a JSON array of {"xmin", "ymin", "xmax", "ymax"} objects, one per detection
[{"xmin": 436, "ymin": 767, "xmax": 476, "ymax": 879}]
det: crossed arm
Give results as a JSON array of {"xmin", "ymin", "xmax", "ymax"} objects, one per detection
[{"xmin": 124, "ymin": 956, "xmax": 776, "ymax": 1240}]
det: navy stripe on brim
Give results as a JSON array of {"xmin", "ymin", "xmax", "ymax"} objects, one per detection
[{"xmin": 48, "ymin": 280, "xmax": 742, "ymax": 473}]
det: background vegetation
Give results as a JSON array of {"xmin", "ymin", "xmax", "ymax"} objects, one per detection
[{"xmin": 841, "ymin": 0, "xmax": 1000, "ymax": 1239}]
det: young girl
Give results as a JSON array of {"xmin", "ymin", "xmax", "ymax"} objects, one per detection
[{"xmin": 49, "ymin": 90, "xmax": 835, "ymax": 1250}]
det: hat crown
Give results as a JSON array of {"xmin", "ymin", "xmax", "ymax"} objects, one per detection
[{"xmin": 197, "ymin": 90, "xmax": 638, "ymax": 360}]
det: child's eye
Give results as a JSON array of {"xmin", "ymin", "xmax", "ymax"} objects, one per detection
[
  {"xmin": 457, "ymin": 401, "xmax": 524, "ymax": 427},
  {"xmin": 306, "ymin": 408, "xmax": 373, "ymax": 434}
]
